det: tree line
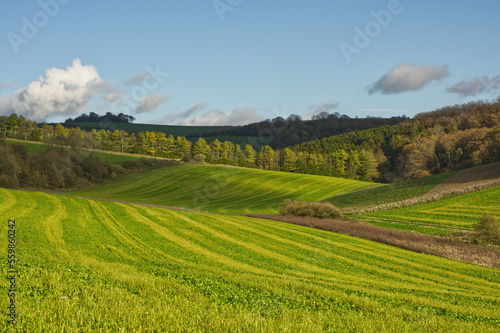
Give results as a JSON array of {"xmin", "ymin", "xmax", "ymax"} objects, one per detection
[
  {"xmin": 0, "ymin": 114, "xmax": 380, "ymax": 181},
  {"xmin": 1, "ymin": 99, "xmax": 498, "ymax": 183},
  {"xmin": 197, "ymin": 112, "xmax": 407, "ymax": 149},
  {"xmin": 65, "ymin": 112, "xmax": 136, "ymax": 124}
]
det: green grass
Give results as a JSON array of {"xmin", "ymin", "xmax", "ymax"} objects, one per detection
[
  {"xmin": 326, "ymin": 172, "xmax": 458, "ymax": 209},
  {"xmin": 6, "ymin": 139, "xmax": 148, "ymax": 166},
  {"xmin": 84, "ymin": 151, "xmax": 143, "ymax": 166},
  {"xmin": 70, "ymin": 164, "xmax": 382, "ymax": 214},
  {"xmin": 65, "ymin": 122, "xmax": 224, "ymax": 137},
  {"xmin": 361, "ymin": 186, "xmax": 500, "ymax": 230},
  {"xmin": 361, "ymin": 219, "xmax": 456, "ymax": 235},
  {"xmin": 1, "ymin": 188, "xmax": 499, "ymax": 332},
  {"xmin": 5, "ymin": 140, "xmax": 46, "ymax": 154}
]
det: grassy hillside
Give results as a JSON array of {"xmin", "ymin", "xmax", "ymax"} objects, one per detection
[
  {"xmin": 6, "ymin": 139, "xmax": 149, "ymax": 166},
  {"xmin": 6, "ymin": 139, "xmax": 47, "ymax": 154},
  {"xmin": 70, "ymin": 164, "xmax": 382, "ymax": 214},
  {"xmin": 361, "ymin": 186, "xmax": 500, "ymax": 230},
  {"xmin": 325, "ymin": 172, "xmax": 458, "ymax": 209},
  {"xmin": 1, "ymin": 188, "xmax": 499, "ymax": 331}
]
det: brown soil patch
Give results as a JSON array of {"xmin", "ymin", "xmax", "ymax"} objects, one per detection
[{"xmin": 428, "ymin": 162, "xmax": 500, "ymax": 196}]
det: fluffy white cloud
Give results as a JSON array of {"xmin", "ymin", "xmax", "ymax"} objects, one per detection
[
  {"xmin": 0, "ymin": 59, "xmax": 103, "ymax": 121},
  {"xmin": 368, "ymin": 63, "xmax": 449, "ymax": 94},
  {"xmin": 182, "ymin": 108, "xmax": 264, "ymax": 126},
  {"xmin": 446, "ymin": 75, "xmax": 500, "ymax": 97},
  {"xmin": 134, "ymin": 93, "xmax": 168, "ymax": 113}
]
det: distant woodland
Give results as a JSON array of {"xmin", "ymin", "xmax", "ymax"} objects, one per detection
[
  {"xmin": 0, "ymin": 100, "xmax": 499, "ymax": 187},
  {"xmin": 195, "ymin": 112, "xmax": 407, "ymax": 149},
  {"xmin": 65, "ymin": 111, "xmax": 136, "ymax": 124}
]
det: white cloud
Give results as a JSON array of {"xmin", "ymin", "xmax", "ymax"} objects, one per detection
[
  {"xmin": 0, "ymin": 59, "xmax": 104, "ymax": 121},
  {"xmin": 182, "ymin": 108, "xmax": 264, "ymax": 126},
  {"xmin": 368, "ymin": 63, "xmax": 449, "ymax": 94},
  {"xmin": 304, "ymin": 102, "xmax": 339, "ymax": 119},
  {"xmin": 158, "ymin": 101, "xmax": 209, "ymax": 123},
  {"xmin": 446, "ymin": 75, "xmax": 500, "ymax": 97},
  {"xmin": 125, "ymin": 73, "xmax": 151, "ymax": 85},
  {"xmin": 134, "ymin": 93, "xmax": 168, "ymax": 113},
  {"xmin": 0, "ymin": 81, "xmax": 15, "ymax": 92}
]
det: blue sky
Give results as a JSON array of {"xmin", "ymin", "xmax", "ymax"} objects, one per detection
[{"xmin": 1, "ymin": 0, "xmax": 499, "ymax": 125}]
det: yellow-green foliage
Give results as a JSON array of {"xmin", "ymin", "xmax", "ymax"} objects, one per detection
[{"xmin": 1, "ymin": 188, "xmax": 499, "ymax": 331}]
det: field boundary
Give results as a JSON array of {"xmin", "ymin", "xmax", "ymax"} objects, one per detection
[{"xmin": 246, "ymin": 214, "xmax": 500, "ymax": 269}]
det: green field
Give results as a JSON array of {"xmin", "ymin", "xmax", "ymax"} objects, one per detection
[
  {"xmin": 71, "ymin": 164, "xmax": 382, "ymax": 214},
  {"xmin": 65, "ymin": 122, "xmax": 224, "ymax": 137},
  {"xmin": 5, "ymin": 140, "xmax": 47, "ymax": 154},
  {"xmin": 6, "ymin": 139, "xmax": 147, "ymax": 166},
  {"xmin": 1, "ymin": 188, "xmax": 499, "ymax": 331},
  {"xmin": 361, "ymin": 186, "xmax": 500, "ymax": 230},
  {"xmin": 326, "ymin": 172, "xmax": 457, "ymax": 209}
]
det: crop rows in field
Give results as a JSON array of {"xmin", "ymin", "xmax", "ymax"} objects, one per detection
[
  {"xmin": 361, "ymin": 186, "xmax": 500, "ymax": 229},
  {"xmin": 326, "ymin": 172, "xmax": 456, "ymax": 209},
  {"xmin": 1, "ymin": 188, "xmax": 499, "ymax": 331},
  {"xmin": 71, "ymin": 164, "xmax": 382, "ymax": 214}
]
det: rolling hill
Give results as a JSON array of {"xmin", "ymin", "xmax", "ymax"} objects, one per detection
[
  {"xmin": 1, "ymin": 188, "xmax": 499, "ymax": 331},
  {"xmin": 70, "ymin": 164, "xmax": 383, "ymax": 214}
]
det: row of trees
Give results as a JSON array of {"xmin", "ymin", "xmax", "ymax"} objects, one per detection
[
  {"xmin": 0, "ymin": 114, "xmax": 381, "ymax": 181},
  {"xmin": 65, "ymin": 112, "xmax": 136, "ymax": 124},
  {"xmin": 1, "ymin": 100, "xmax": 498, "ymax": 182}
]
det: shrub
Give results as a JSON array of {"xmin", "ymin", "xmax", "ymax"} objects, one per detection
[
  {"xmin": 193, "ymin": 154, "xmax": 206, "ymax": 163},
  {"xmin": 182, "ymin": 152, "xmax": 192, "ymax": 163},
  {"xmin": 123, "ymin": 160, "xmax": 140, "ymax": 170},
  {"xmin": 475, "ymin": 214, "xmax": 500, "ymax": 244},
  {"xmin": 280, "ymin": 199, "xmax": 343, "ymax": 219}
]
